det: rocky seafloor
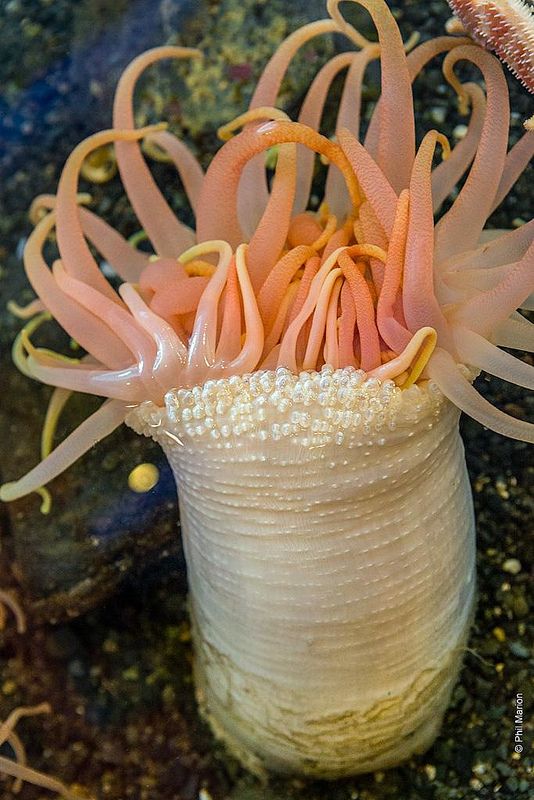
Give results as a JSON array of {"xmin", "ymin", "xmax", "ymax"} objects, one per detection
[{"xmin": 0, "ymin": 0, "xmax": 532, "ymax": 798}]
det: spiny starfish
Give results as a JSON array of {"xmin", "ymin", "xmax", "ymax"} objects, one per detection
[{"xmin": 446, "ymin": 0, "xmax": 534, "ymax": 127}]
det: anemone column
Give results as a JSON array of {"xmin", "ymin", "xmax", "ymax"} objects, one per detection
[{"xmin": 128, "ymin": 368, "xmax": 476, "ymax": 777}]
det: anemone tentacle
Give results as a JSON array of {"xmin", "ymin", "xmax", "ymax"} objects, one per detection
[
  {"xmin": 241, "ymin": 19, "xmax": 339, "ymax": 233},
  {"xmin": 431, "ymin": 83, "xmax": 487, "ymax": 211},
  {"xmin": 324, "ymin": 46, "xmax": 381, "ymax": 217},
  {"xmin": 293, "ymin": 51, "xmax": 358, "ymax": 216},
  {"xmin": 329, "ymin": 0, "xmax": 416, "ymax": 191},
  {"xmin": 491, "ymin": 129, "xmax": 534, "ymax": 212},
  {"xmin": 113, "ymin": 46, "xmax": 201, "ymax": 256},
  {"xmin": 55, "ymin": 126, "xmax": 165, "ymax": 302},
  {"xmin": 435, "ymin": 45, "xmax": 510, "ymax": 260}
]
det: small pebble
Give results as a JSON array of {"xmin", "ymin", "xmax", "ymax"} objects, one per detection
[
  {"xmin": 502, "ymin": 558, "xmax": 521, "ymax": 575},
  {"xmin": 506, "ymin": 777, "xmax": 519, "ymax": 792},
  {"xmin": 452, "ymin": 123, "xmax": 468, "ymax": 140},
  {"xmin": 509, "ymin": 641, "xmax": 530, "ymax": 659},
  {"xmin": 492, "ymin": 627, "xmax": 506, "ymax": 642},
  {"xmin": 424, "ymin": 764, "xmax": 437, "ymax": 781},
  {"xmin": 162, "ymin": 685, "xmax": 176, "ymax": 705},
  {"xmin": 102, "ymin": 638, "xmax": 118, "ymax": 654},
  {"xmin": 122, "ymin": 665, "xmax": 140, "ymax": 680},
  {"xmin": 512, "ymin": 596, "xmax": 529, "ymax": 618},
  {"xmin": 495, "ymin": 479, "xmax": 510, "ymax": 500},
  {"xmin": 68, "ymin": 659, "xmax": 86, "ymax": 678},
  {"xmin": 429, "ymin": 106, "xmax": 446, "ymax": 125}
]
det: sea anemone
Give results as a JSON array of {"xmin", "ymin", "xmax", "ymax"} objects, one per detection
[{"xmin": 1, "ymin": 0, "xmax": 532, "ymax": 779}]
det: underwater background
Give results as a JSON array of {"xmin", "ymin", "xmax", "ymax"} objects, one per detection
[{"xmin": 0, "ymin": 0, "xmax": 532, "ymax": 798}]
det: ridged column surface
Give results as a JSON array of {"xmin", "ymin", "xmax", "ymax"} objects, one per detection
[{"xmin": 127, "ymin": 368, "xmax": 476, "ymax": 777}]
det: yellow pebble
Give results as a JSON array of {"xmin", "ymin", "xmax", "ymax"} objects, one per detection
[
  {"xmin": 128, "ymin": 463, "xmax": 159, "ymax": 493},
  {"xmin": 492, "ymin": 627, "xmax": 506, "ymax": 643}
]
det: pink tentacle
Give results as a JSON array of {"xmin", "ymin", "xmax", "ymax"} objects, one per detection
[
  {"xmin": 198, "ymin": 120, "xmax": 359, "ymax": 263},
  {"xmin": 52, "ymin": 262, "xmax": 156, "ymax": 369},
  {"xmin": 440, "ymin": 218, "xmax": 534, "ymax": 272},
  {"xmin": 119, "ymin": 283, "xmax": 188, "ymax": 395},
  {"xmin": 329, "ymin": 0, "xmax": 415, "ymax": 192},
  {"xmin": 303, "ymin": 268, "xmax": 342, "ymax": 370},
  {"xmin": 493, "ymin": 316, "xmax": 534, "ymax": 351},
  {"xmin": 294, "ymin": 52, "xmax": 356, "ymax": 215},
  {"xmin": 453, "ymin": 326, "xmax": 534, "ymax": 390},
  {"xmin": 214, "ymin": 257, "xmax": 242, "ymax": 364},
  {"xmin": 490, "ymin": 129, "xmax": 534, "ymax": 213},
  {"xmin": 428, "ymin": 348, "xmax": 534, "ymax": 443},
  {"xmin": 323, "ymin": 274, "xmax": 344, "ymax": 368},
  {"xmin": 337, "ymin": 128, "xmax": 397, "ymax": 236},
  {"xmin": 338, "ymin": 251, "xmax": 381, "ymax": 372},
  {"xmin": 148, "ymin": 275, "xmax": 209, "ymax": 318},
  {"xmin": 113, "ymin": 47, "xmax": 201, "ymax": 256},
  {"xmin": 23, "ymin": 213, "xmax": 131, "ymax": 369},
  {"xmin": 25, "ymin": 194, "xmax": 152, "ymax": 284},
  {"xmin": 365, "ymin": 35, "xmax": 470, "ymax": 162},
  {"xmin": 183, "ymin": 242, "xmax": 233, "ymax": 376},
  {"xmin": 0, "ymin": 401, "xmax": 128, "ymax": 502},
  {"xmin": 286, "ymin": 255, "xmax": 321, "ymax": 326},
  {"xmin": 257, "ymin": 245, "xmax": 316, "ymax": 333},
  {"xmin": 278, "ymin": 248, "xmax": 346, "ymax": 371},
  {"xmin": 247, "ymin": 142, "xmax": 297, "ymax": 291},
  {"xmin": 139, "ymin": 257, "xmax": 187, "ymax": 293},
  {"xmin": 451, "ymin": 238, "xmax": 534, "ymax": 336},
  {"xmin": 403, "ymin": 132, "xmax": 454, "ymax": 350},
  {"xmin": 57, "ymin": 128, "xmax": 166, "ymax": 304},
  {"xmin": 338, "ymin": 282, "xmax": 358, "ymax": 368},
  {"xmin": 377, "ymin": 190, "xmax": 412, "ymax": 352},
  {"xmin": 357, "ymin": 201, "xmax": 388, "ymax": 291},
  {"xmin": 79, "ymin": 208, "xmax": 152, "ymax": 282},
  {"xmin": 431, "ymin": 83, "xmax": 486, "ymax": 212},
  {"xmin": 57, "ymin": 130, "xmax": 153, "ymax": 304},
  {"xmin": 26, "ymin": 357, "xmax": 145, "ymax": 401},
  {"xmin": 239, "ymin": 19, "xmax": 338, "ymax": 234},
  {"xmin": 145, "ymin": 130, "xmax": 204, "ymax": 215},
  {"xmin": 435, "ymin": 45, "xmax": 510, "ymax": 261},
  {"xmin": 442, "ymin": 263, "xmax": 516, "ymax": 301},
  {"xmin": 325, "ymin": 46, "xmax": 380, "ymax": 217},
  {"xmin": 321, "ymin": 227, "xmax": 350, "ymax": 264},
  {"xmin": 262, "ymin": 280, "xmax": 301, "ymax": 360},
  {"xmin": 226, "ymin": 245, "xmax": 264, "ymax": 374}
]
